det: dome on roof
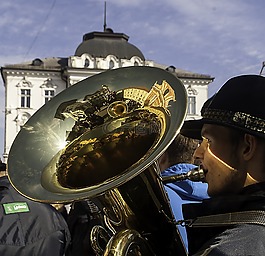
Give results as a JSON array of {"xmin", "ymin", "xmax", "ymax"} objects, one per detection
[{"xmin": 75, "ymin": 29, "xmax": 145, "ymax": 60}]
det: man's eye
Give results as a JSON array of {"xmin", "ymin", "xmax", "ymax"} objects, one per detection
[
  {"xmin": 202, "ymin": 137, "xmax": 211, "ymax": 144},
  {"xmin": 197, "ymin": 139, "xmax": 203, "ymax": 147}
]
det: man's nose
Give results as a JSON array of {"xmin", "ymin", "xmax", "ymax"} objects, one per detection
[{"xmin": 193, "ymin": 141, "xmax": 207, "ymax": 161}]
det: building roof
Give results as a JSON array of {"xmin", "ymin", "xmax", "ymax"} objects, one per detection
[
  {"xmin": 1, "ymin": 29, "xmax": 213, "ymax": 81},
  {"xmin": 154, "ymin": 63, "xmax": 214, "ymax": 80},
  {"xmin": 2, "ymin": 58, "xmax": 214, "ymax": 82},
  {"xmin": 75, "ymin": 28, "xmax": 145, "ymax": 60},
  {"xmin": 2, "ymin": 57, "xmax": 68, "ymax": 70}
]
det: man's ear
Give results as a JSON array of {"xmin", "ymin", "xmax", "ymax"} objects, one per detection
[{"xmin": 242, "ymin": 134, "xmax": 257, "ymax": 161}]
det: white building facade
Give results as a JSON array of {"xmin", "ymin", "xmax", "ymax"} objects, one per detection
[{"xmin": 1, "ymin": 29, "xmax": 214, "ymax": 162}]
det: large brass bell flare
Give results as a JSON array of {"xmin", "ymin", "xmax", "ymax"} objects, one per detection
[{"xmin": 7, "ymin": 66, "xmax": 187, "ymax": 203}]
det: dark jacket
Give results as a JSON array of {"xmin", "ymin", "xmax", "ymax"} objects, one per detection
[
  {"xmin": 183, "ymin": 182, "xmax": 265, "ymax": 255},
  {"xmin": 66, "ymin": 200, "xmax": 104, "ymax": 256},
  {"xmin": 0, "ymin": 176, "xmax": 70, "ymax": 256}
]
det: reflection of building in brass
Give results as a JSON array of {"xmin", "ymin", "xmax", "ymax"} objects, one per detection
[
  {"xmin": 144, "ymin": 80, "xmax": 176, "ymax": 111},
  {"xmin": 57, "ymin": 110, "xmax": 161, "ymax": 189},
  {"xmin": 54, "ymin": 81, "xmax": 175, "ymax": 189},
  {"xmin": 54, "ymin": 81, "xmax": 175, "ymax": 143}
]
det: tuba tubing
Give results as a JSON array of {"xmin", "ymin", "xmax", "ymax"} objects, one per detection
[
  {"xmin": 88, "ymin": 163, "xmax": 187, "ymax": 255},
  {"xmin": 103, "ymin": 229, "xmax": 153, "ymax": 256},
  {"xmin": 161, "ymin": 167, "xmax": 205, "ymax": 184}
]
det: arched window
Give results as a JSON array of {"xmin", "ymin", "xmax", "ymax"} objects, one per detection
[
  {"xmin": 84, "ymin": 58, "xmax": 90, "ymax": 68},
  {"xmin": 187, "ymin": 96, "xmax": 196, "ymax": 115},
  {"xmin": 109, "ymin": 60, "xmax": 114, "ymax": 69}
]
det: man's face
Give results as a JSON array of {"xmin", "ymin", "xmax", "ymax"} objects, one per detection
[{"xmin": 194, "ymin": 124, "xmax": 246, "ymax": 196}]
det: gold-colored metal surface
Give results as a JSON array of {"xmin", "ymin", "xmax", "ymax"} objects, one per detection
[
  {"xmin": 8, "ymin": 66, "xmax": 187, "ymax": 203},
  {"xmin": 7, "ymin": 66, "xmax": 188, "ymax": 255},
  {"xmin": 43, "ymin": 108, "xmax": 162, "ymax": 190},
  {"xmin": 162, "ymin": 167, "xmax": 206, "ymax": 184},
  {"xmin": 103, "ymin": 229, "xmax": 152, "ymax": 256},
  {"xmin": 89, "ymin": 164, "xmax": 188, "ymax": 255}
]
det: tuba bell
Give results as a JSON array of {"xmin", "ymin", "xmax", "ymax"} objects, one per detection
[{"xmin": 7, "ymin": 66, "xmax": 188, "ymax": 255}]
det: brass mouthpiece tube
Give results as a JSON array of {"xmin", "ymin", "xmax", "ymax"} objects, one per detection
[{"xmin": 161, "ymin": 167, "xmax": 205, "ymax": 184}]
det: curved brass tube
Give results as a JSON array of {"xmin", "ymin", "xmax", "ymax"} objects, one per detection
[
  {"xmin": 90, "ymin": 225, "xmax": 111, "ymax": 255},
  {"xmin": 161, "ymin": 167, "xmax": 205, "ymax": 184},
  {"xmin": 103, "ymin": 229, "xmax": 153, "ymax": 256}
]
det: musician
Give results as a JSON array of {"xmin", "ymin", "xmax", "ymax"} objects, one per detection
[
  {"xmin": 180, "ymin": 75, "xmax": 265, "ymax": 255},
  {"xmin": 0, "ymin": 160, "xmax": 71, "ymax": 255},
  {"xmin": 158, "ymin": 133, "xmax": 209, "ymax": 251}
]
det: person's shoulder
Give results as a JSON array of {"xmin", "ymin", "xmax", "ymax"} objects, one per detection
[
  {"xmin": 0, "ymin": 175, "xmax": 10, "ymax": 188},
  {"xmin": 0, "ymin": 177, "xmax": 70, "ymax": 254},
  {"xmin": 1, "ymin": 176, "xmax": 64, "ymax": 219},
  {"xmin": 176, "ymin": 163, "xmax": 197, "ymax": 172},
  {"xmin": 195, "ymin": 224, "xmax": 265, "ymax": 255}
]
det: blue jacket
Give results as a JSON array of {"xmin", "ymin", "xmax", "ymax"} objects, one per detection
[{"xmin": 161, "ymin": 163, "xmax": 209, "ymax": 251}]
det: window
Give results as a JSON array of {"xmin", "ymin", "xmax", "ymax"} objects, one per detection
[
  {"xmin": 109, "ymin": 60, "xmax": 114, "ymax": 69},
  {"xmin": 21, "ymin": 89, "xmax": 31, "ymax": 108},
  {"xmin": 187, "ymin": 96, "xmax": 196, "ymax": 115},
  {"xmin": 84, "ymin": 58, "xmax": 90, "ymax": 67},
  {"xmin": 44, "ymin": 89, "xmax": 55, "ymax": 103}
]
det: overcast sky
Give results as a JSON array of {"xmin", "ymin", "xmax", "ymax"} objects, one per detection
[{"xmin": 1, "ymin": 0, "xmax": 265, "ymax": 158}]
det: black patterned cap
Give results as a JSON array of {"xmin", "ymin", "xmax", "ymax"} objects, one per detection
[{"xmin": 181, "ymin": 75, "xmax": 265, "ymax": 139}]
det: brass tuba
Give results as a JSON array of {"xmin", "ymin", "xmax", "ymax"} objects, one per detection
[{"xmin": 8, "ymin": 66, "xmax": 188, "ymax": 255}]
